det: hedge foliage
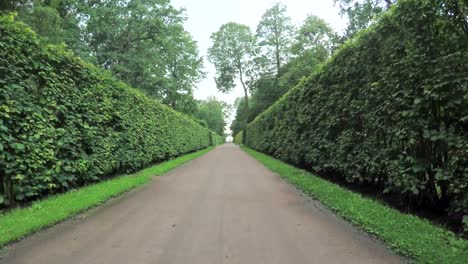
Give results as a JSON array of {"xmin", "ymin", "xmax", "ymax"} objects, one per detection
[
  {"xmin": 210, "ymin": 132, "xmax": 225, "ymax": 146},
  {"xmin": 233, "ymin": 131, "xmax": 243, "ymax": 145},
  {"xmin": 244, "ymin": 0, "xmax": 468, "ymax": 225},
  {"xmin": 0, "ymin": 15, "xmax": 222, "ymax": 206}
]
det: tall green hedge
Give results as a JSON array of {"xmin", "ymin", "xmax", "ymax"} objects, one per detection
[
  {"xmin": 210, "ymin": 131, "xmax": 225, "ymax": 146},
  {"xmin": 233, "ymin": 131, "xmax": 243, "ymax": 145},
  {"xmin": 0, "ymin": 15, "xmax": 220, "ymax": 206},
  {"xmin": 245, "ymin": 0, "xmax": 468, "ymax": 225}
]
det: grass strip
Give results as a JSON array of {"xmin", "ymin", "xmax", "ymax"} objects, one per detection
[
  {"xmin": 241, "ymin": 146, "xmax": 468, "ymax": 264},
  {"xmin": 0, "ymin": 147, "xmax": 214, "ymax": 247}
]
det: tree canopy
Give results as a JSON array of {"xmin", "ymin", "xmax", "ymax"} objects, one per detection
[
  {"xmin": 208, "ymin": 22, "xmax": 257, "ymax": 95},
  {"xmin": 1, "ymin": 0, "xmax": 205, "ymax": 115},
  {"xmin": 229, "ymin": 13, "xmax": 337, "ymax": 135},
  {"xmin": 334, "ymin": 0, "xmax": 396, "ymax": 37},
  {"xmin": 208, "ymin": 22, "xmax": 257, "ymax": 141},
  {"xmin": 195, "ymin": 97, "xmax": 231, "ymax": 135},
  {"xmin": 256, "ymin": 3, "xmax": 294, "ymax": 78}
]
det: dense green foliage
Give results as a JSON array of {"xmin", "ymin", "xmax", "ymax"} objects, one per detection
[
  {"xmin": 243, "ymin": 0, "xmax": 468, "ymax": 228},
  {"xmin": 210, "ymin": 132, "xmax": 225, "ymax": 146},
  {"xmin": 0, "ymin": 0, "xmax": 205, "ymax": 114},
  {"xmin": 242, "ymin": 147, "xmax": 468, "ymax": 263},
  {"xmin": 230, "ymin": 14, "xmax": 337, "ymax": 135},
  {"xmin": 195, "ymin": 97, "xmax": 230, "ymax": 135},
  {"xmin": 0, "ymin": 16, "xmax": 220, "ymax": 207},
  {"xmin": 0, "ymin": 147, "xmax": 214, "ymax": 247},
  {"xmin": 256, "ymin": 2, "xmax": 294, "ymax": 78},
  {"xmin": 334, "ymin": 0, "xmax": 396, "ymax": 38},
  {"xmin": 208, "ymin": 22, "xmax": 257, "ymax": 142},
  {"xmin": 233, "ymin": 131, "xmax": 243, "ymax": 145}
]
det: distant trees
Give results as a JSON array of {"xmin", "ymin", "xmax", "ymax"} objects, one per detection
[
  {"xmin": 292, "ymin": 15, "xmax": 337, "ymax": 57},
  {"xmin": 195, "ymin": 97, "xmax": 231, "ymax": 136},
  {"xmin": 334, "ymin": 0, "xmax": 396, "ymax": 38},
  {"xmin": 222, "ymin": 5, "xmax": 337, "ymax": 135},
  {"xmin": 230, "ymin": 97, "xmax": 247, "ymax": 137},
  {"xmin": 256, "ymin": 3, "xmax": 294, "ymax": 79},
  {"xmin": 227, "ymin": 1, "xmax": 415, "ymax": 137},
  {"xmin": 0, "ymin": 0, "xmax": 205, "ymax": 115}
]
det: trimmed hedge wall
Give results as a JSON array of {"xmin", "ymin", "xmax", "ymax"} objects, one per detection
[
  {"xmin": 210, "ymin": 132, "xmax": 225, "ymax": 146},
  {"xmin": 233, "ymin": 131, "xmax": 243, "ymax": 145},
  {"xmin": 245, "ymin": 0, "xmax": 468, "ymax": 225},
  {"xmin": 0, "ymin": 15, "xmax": 220, "ymax": 206}
]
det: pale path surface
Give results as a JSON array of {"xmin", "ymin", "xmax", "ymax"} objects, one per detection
[{"xmin": 1, "ymin": 144, "xmax": 404, "ymax": 264}]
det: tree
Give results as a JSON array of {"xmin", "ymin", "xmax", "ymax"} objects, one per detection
[
  {"xmin": 334, "ymin": 0, "xmax": 396, "ymax": 37},
  {"xmin": 84, "ymin": 0, "xmax": 181, "ymax": 85},
  {"xmin": 208, "ymin": 22, "xmax": 257, "ymax": 143},
  {"xmin": 159, "ymin": 27, "xmax": 205, "ymax": 113},
  {"xmin": 282, "ymin": 14, "xmax": 338, "ymax": 90},
  {"xmin": 195, "ymin": 97, "xmax": 230, "ymax": 135},
  {"xmin": 247, "ymin": 15, "xmax": 337, "ymax": 125},
  {"xmin": 231, "ymin": 14, "xmax": 338, "ymax": 131},
  {"xmin": 256, "ymin": 2, "xmax": 294, "ymax": 79},
  {"xmin": 0, "ymin": 0, "xmax": 28, "ymax": 12},
  {"xmin": 82, "ymin": 0, "xmax": 204, "ymax": 114},
  {"xmin": 291, "ymin": 15, "xmax": 337, "ymax": 57},
  {"xmin": 6, "ymin": 0, "xmax": 205, "ymax": 114},
  {"xmin": 230, "ymin": 97, "xmax": 247, "ymax": 137},
  {"xmin": 19, "ymin": 5, "xmax": 63, "ymax": 44}
]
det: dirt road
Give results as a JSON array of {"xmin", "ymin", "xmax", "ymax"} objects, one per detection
[{"xmin": 0, "ymin": 144, "xmax": 403, "ymax": 264}]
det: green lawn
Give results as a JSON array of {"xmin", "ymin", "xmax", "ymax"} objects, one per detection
[
  {"xmin": 0, "ymin": 147, "xmax": 214, "ymax": 247},
  {"xmin": 241, "ymin": 146, "xmax": 468, "ymax": 264}
]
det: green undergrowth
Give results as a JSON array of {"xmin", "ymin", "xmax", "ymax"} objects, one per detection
[
  {"xmin": 0, "ymin": 147, "xmax": 214, "ymax": 247},
  {"xmin": 241, "ymin": 146, "xmax": 468, "ymax": 264}
]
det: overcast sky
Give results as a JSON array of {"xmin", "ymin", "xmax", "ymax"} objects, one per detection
[{"xmin": 171, "ymin": 0, "xmax": 348, "ymax": 133}]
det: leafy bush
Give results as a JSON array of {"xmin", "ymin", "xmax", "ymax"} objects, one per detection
[
  {"xmin": 0, "ymin": 15, "xmax": 220, "ymax": 206},
  {"xmin": 245, "ymin": 0, "xmax": 468, "ymax": 227}
]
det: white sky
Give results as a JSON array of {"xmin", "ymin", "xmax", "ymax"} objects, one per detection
[{"xmin": 171, "ymin": 0, "xmax": 348, "ymax": 133}]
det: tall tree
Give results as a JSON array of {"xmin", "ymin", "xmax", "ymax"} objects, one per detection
[
  {"xmin": 159, "ymin": 27, "xmax": 205, "ymax": 113},
  {"xmin": 283, "ymin": 14, "xmax": 338, "ymax": 89},
  {"xmin": 233, "ymin": 14, "xmax": 338, "ymax": 129},
  {"xmin": 84, "ymin": 0, "xmax": 182, "ymax": 86},
  {"xmin": 334, "ymin": 0, "xmax": 396, "ymax": 37},
  {"xmin": 6, "ymin": 0, "xmax": 84, "ymax": 46},
  {"xmin": 256, "ymin": 2, "xmax": 294, "ymax": 79},
  {"xmin": 4, "ymin": 0, "xmax": 205, "ymax": 114},
  {"xmin": 83, "ymin": 0, "xmax": 204, "ymax": 114},
  {"xmin": 20, "ymin": 5, "xmax": 64, "ymax": 44},
  {"xmin": 291, "ymin": 14, "xmax": 337, "ymax": 57},
  {"xmin": 208, "ymin": 22, "xmax": 257, "ymax": 143}
]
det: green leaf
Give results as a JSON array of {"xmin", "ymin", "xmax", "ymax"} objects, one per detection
[
  {"xmin": 16, "ymin": 193, "xmax": 25, "ymax": 201},
  {"xmin": 12, "ymin": 143, "xmax": 25, "ymax": 150}
]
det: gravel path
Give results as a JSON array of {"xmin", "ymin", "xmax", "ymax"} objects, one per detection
[{"xmin": 0, "ymin": 143, "xmax": 403, "ymax": 264}]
